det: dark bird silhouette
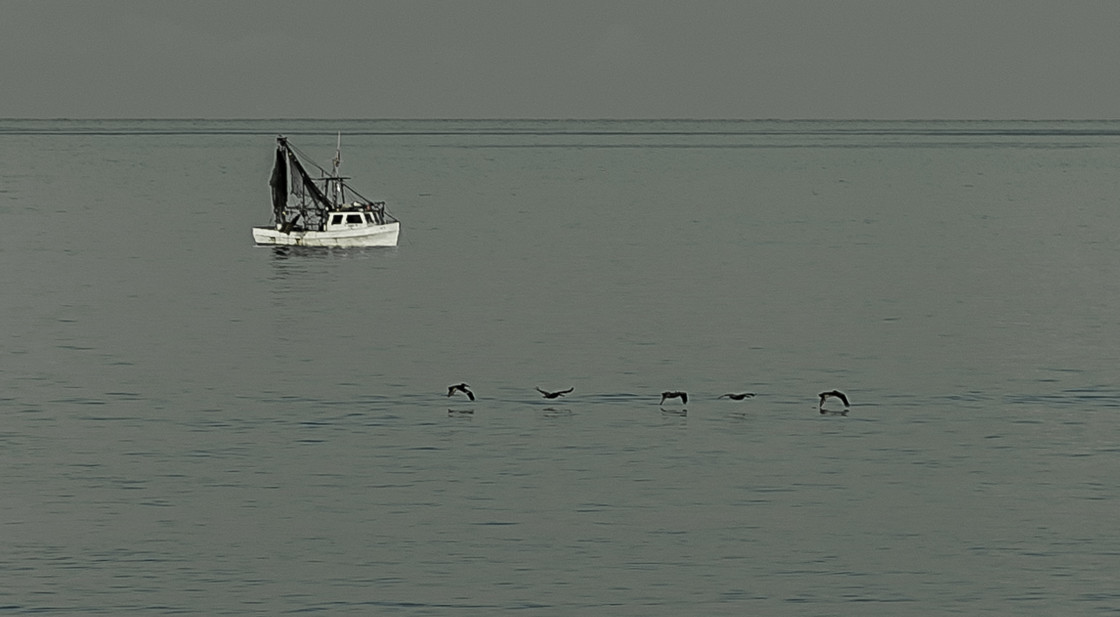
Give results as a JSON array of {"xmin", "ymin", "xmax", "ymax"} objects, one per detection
[
  {"xmin": 719, "ymin": 392, "xmax": 755, "ymax": 400},
  {"xmin": 660, "ymin": 391, "xmax": 688, "ymax": 405},
  {"xmin": 818, "ymin": 390, "xmax": 849, "ymax": 410},
  {"xmin": 447, "ymin": 383, "xmax": 475, "ymax": 401},
  {"xmin": 536, "ymin": 386, "xmax": 574, "ymax": 399}
]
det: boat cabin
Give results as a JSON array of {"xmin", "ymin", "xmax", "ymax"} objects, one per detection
[
  {"xmin": 323, "ymin": 202, "xmax": 391, "ymax": 231},
  {"xmin": 327, "ymin": 211, "xmax": 377, "ymax": 230}
]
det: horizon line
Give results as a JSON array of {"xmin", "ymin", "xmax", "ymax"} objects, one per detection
[{"xmin": 3, "ymin": 117, "xmax": 1120, "ymax": 123}]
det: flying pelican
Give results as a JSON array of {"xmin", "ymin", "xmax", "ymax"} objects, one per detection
[
  {"xmin": 818, "ymin": 390, "xmax": 849, "ymax": 411},
  {"xmin": 535, "ymin": 386, "xmax": 574, "ymax": 399},
  {"xmin": 447, "ymin": 383, "xmax": 475, "ymax": 401},
  {"xmin": 719, "ymin": 392, "xmax": 755, "ymax": 400},
  {"xmin": 660, "ymin": 391, "xmax": 688, "ymax": 405}
]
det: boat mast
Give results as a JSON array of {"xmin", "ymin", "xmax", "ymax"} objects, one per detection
[{"xmin": 329, "ymin": 132, "xmax": 344, "ymax": 208}]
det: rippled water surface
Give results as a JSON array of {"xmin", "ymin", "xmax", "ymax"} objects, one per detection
[{"xmin": 2, "ymin": 119, "xmax": 1119, "ymax": 614}]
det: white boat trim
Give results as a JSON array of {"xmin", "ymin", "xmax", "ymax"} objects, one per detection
[{"xmin": 253, "ymin": 220, "xmax": 400, "ymax": 247}]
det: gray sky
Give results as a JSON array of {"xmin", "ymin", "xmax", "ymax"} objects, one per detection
[{"xmin": 4, "ymin": 0, "xmax": 1120, "ymax": 119}]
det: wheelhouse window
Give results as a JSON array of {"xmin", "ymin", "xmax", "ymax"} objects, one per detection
[
  {"xmin": 330, "ymin": 214, "xmax": 344, "ymax": 225},
  {"xmin": 346, "ymin": 214, "xmax": 364, "ymax": 224}
]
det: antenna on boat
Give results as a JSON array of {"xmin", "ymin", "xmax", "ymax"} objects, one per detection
[
  {"xmin": 332, "ymin": 132, "xmax": 341, "ymax": 176},
  {"xmin": 331, "ymin": 132, "xmax": 343, "ymax": 205}
]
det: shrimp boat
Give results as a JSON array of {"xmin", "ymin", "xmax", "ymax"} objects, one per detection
[{"xmin": 252, "ymin": 135, "xmax": 400, "ymax": 247}]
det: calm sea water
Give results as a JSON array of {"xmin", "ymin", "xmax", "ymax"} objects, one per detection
[{"xmin": 1, "ymin": 119, "xmax": 1119, "ymax": 614}]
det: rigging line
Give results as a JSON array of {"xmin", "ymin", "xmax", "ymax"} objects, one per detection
[{"xmin": 286, "ymin": 141, "xmax": 332, "ymax": 176}]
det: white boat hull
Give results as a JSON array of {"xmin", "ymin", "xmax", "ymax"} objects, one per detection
[{"xmin": 252, "ymin": 222, "xmax": 400, "ymax": 247}]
